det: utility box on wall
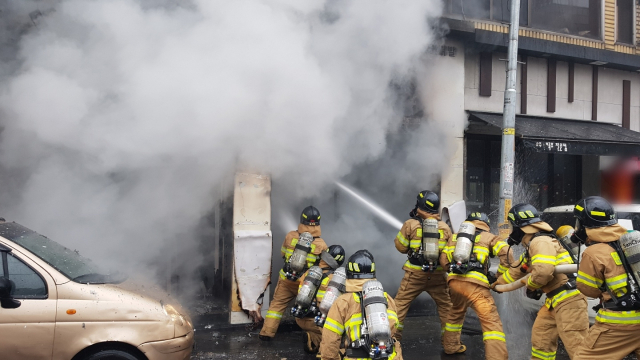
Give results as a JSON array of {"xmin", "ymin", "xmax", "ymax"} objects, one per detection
[{"xmin": 230, "ymin": 173, "xmax": 272, "ymax": 324}]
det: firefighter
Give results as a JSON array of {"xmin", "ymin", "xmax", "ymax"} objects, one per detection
[
  {"xmin": 393, "ymin": 190, "xmax": 456, "ymax": 348},
  {"xmin": 440, "ymin": 212, "xmax": 512, "ymax": 359},
  {"xmin": 490, "ymin": 203, "xmax": 589, "ymax": 360},
  {"xmin": 259, "ymin": 205, "xmax": 329, "ymax": 341},
  {"xmin": 319, "ymin": 250, "xmax": 403, "ymax": 360},
  {"xmin": 294, "ymin": 245, "xmax": 346, "ymax": 356},
  {"xmin": 572, "ymin": 196, "xmax": 640, "ymax": 359}
]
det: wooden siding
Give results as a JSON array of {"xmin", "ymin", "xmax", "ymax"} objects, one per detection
[{"xmin": 472, "ymin": 11, "xmax": 639, "ymax": 55}]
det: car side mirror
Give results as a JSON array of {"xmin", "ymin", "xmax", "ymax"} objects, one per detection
[{"xmin": 0, "ymin": 277, "xmax": 21, "ymax": 309}]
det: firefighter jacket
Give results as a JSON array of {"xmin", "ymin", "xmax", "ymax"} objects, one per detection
[
  {"xmin": 279, "ymin": 224, "xmax": 328, "ymax": 281},
  {"xmin": 494, "ymin": 222, "xmax": 579, "ymax": 309},
  {"xmin": 320, "ymin": 278, "xmax": 401, "ymax": 360},
  {"xmin": 298, "ymin": 267, "xmax": 335, "ymax": 304},
  {"xmin": 440, "ymin": 220, "xmax": 512, "ymax": 288},
  {"xmin": 394, "ymin": 209, "xmax": 451, "ymax": 273},
  {"xmin": 576, "ymin": 224, "xmax": 640, "ymax": 329}
]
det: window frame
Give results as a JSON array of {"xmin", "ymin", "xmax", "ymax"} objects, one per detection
[
  {"xmin": 616, "ymin": 0, "xmax": 637, "ymax": 45},
  {"xmin": 0, "ymin": 252, "xmax": 49, "ymax": 300}
]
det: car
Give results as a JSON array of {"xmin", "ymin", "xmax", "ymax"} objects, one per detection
[
  {"xmin": 516, "ymin": 204, "xmax": 640, "ymax": 322},
  {"xmin": 0, "ymin": 221, "xmax": 194, "ymax": 360}
]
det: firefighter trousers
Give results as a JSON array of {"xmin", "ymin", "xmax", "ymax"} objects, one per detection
[
  {"xmin": 394, "ymin": 270, "xmax": 452, "ymax": 342},
  {"xmin": 443, "ymin": 279, "xmax": 507, "ymax": 360},
  {"xmin": 574, "ymin": 322, "xmax": 640, "ymax": 360},
  {"xmin": 259, "ymin": 277, "xmax": 299, "ymax": 338},
  {"xmin": 530, "ymin": 295, "xmax": 589, "ymax": 360},
  {"xmin": 295, "ymin": 316, "xmax": 322, "ymax": 350}
]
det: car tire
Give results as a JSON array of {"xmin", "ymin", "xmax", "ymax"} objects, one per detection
[{"xmin": 81, "ymin": 349, "xmax": 145, "ymax": 360}]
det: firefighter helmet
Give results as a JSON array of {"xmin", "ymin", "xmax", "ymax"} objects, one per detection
[
  {"xmin": 346, "ymin": 250, "xmax": 375, "ymax": 279},
  {"xmin": 328, "ymin": 245, "xmax": 346, "ymax": 266},
  {"xmin": 574, "ymin": 196, "xmax": 617, "ymax": 228},
  {"xmin": 300, "ymin": 206, "xmax": 321, "ymax": 226},
  {"xmin": 466, "ymin": 212, "xmax": 490, "ymax": 225},
  {"xmin": 416, "ymin": 191, "xmax": 439, "ymax": 214},
  {"xmin": 508, "ymin": 203, "xmax": 541, "ymax": 228}
]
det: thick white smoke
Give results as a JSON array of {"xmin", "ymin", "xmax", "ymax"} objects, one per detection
[{"xmin": 0, "ymin": 0, "xmax": 461, "ymax": 296}]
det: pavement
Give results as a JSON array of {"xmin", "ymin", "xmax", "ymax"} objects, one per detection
[{"xmin": 188, "ymin": 296, "xmax": 635, "ymax": 360}]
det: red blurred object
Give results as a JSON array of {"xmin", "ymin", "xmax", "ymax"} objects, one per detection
[{"xmin": 601, "ymin": 157, "xmax": 639, "ymax": 204}]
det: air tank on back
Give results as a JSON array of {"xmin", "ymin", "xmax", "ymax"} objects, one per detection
[
  {"xmin": 289, "ymin": 232, "xmax": 313, "ymax": 273},
  {"xmin": 362, "ymin": 280, "xmax": 391, "ymax": 346},
  {"xmin": 620, "ymin": 230, "xmax": 640, "ymax": 285},
  {"xmin": 295, "ymin": 266, "xmax": 323, "ymax": 309},
  {"xmin": 315, "ymin": 267, "xmax": 347, "ymax": 326},
  {"xmin": 422, "ymin": 218, "xmax": 440, "ymax": 271},
  {"xmin": 452, "ymin": 221, "xmax": 476, "ymax": 264}
]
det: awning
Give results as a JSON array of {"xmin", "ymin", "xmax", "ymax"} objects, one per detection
[{"xmin": 467, "ymin": 112, "xmax": 640, "ymax": 156}]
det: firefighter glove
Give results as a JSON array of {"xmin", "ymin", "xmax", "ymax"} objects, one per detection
[{"xmin": 526, "ymin": 288, "xmax": 543, "ymax": 300}]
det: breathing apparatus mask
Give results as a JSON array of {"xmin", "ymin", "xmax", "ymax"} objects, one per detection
[
  {"xmin": 570, "ymin": 219, "xmax": 587, "ymax": 245},
  {"xmin": 507, "ymin": 227, "xmax": 526, "ymax": 246}
]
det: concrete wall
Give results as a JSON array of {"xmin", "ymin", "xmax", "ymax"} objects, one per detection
[{"xmin": 464, "ymin": 51, "xmax": 640, "ymax": 131}]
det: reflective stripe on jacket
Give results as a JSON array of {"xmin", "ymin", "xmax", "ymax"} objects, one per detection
[
  {"xmin": 575, "ymin": 224, "xmax": 640, "ymax": 329},
  {"xmin": 280, "ymin": 224, "xmax": 329, "ymax": 277},
  {"xmin": 320, "ymin": 279, "xmax": 400, "ymax": 360},
  {"xmin": 394, "ymin": 211, "xmax": 451, "ymax": 273},
  {"xmin": 440, "ymin": 220, "xmax": 512, "ymax": 288},
  {"xmin": 494, "ymin": 223, "xmax": 577, "ymax": 309}
]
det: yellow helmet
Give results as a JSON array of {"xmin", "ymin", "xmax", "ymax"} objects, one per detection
[{"xmin": 556, "ymin": 225, "xmax": 575, "ymax": 239}]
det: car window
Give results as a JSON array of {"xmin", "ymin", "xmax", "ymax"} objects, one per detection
[
  {"xmin": 0, "ymin": 254, "xmax": 47, "ymax": 299},
  {"xmin": 617, "ymin": 212, "xmax": 640, "ymax": 231},
  {"xmin": 0, "ymin": 222, "xmax": 124, "ymax": 284}
]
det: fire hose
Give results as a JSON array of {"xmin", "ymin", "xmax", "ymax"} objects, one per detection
[{"xmin": 493, "ymin": 264, "xmax": 577, "ymax": 293}]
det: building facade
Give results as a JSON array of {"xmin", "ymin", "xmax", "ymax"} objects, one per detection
[{"xmin": 438, "ymin": 0, "xmax": 640, "ymax": 222}]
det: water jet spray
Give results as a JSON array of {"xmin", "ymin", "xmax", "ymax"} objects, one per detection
[{"xmin": 335, "ymin": 182, "xmax": 403, "ymax": 229}]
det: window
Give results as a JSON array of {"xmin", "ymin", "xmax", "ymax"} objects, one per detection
[
  {"xmin": 617, "ymin": 0, "xmax": 635, "ymax": 44},
  {"xmin": 445, "ymin": 0, "xmax": 528, "ymax": 25},
  {"xmin": 530, "ymin": 0, "xmax": 602, "ymax": 39},
  {"xmin": 0, "ymin": 254, "xmax": 47, "ymax": 299},
  {"xmin": 445, "ymin": 0, "xmax": 601, "ymax": 39}
]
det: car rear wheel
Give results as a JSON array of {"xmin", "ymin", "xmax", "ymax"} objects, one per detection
[{"xmin": 82, "ymin": 349, "xmax": 145, "ymax": 360}]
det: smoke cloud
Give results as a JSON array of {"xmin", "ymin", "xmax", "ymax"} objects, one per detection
[{"xmin": 0, "ymin": 0, "xmax": 462, "ymax": 297}]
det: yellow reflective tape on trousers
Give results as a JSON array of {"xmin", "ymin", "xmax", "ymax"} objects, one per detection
[
  {"xmin": 448, "ymin": 271, "xmax": 490, "ymax": 285},
  {"xmin": 444, "ymin": 323, "xmax": 463, "ymax": 332},
  {"xmin": 577, "ymin": 270, "xmax": 603, "ymax": 288},
  {"xmin": 266, "ymin": 311, "xmax": 283, "ymax": 319},
  {"xmin": 396, "ymin": 231, "xmax": 409, "ymax": 247},
  {"xmin": 324, "ymin": 317, "xmax": 345, "ymax": 335},
  {"xmin": 387, "ymin": 309, "xmax": 398, "ymax": 322},
  {"xmin": 532, "ymin": 347, "xmax": 556, "ymax": 360},
  {"xmin": 545, "ymin": 289, "xmax": 580, "ymax": 309},
  {"xmin": 596, "ymin": 309, "xmax": 640, "ymax": 324},
  {"xmin": 482, "ymin": 331, "xmax": 506, "ymax": 342}
]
